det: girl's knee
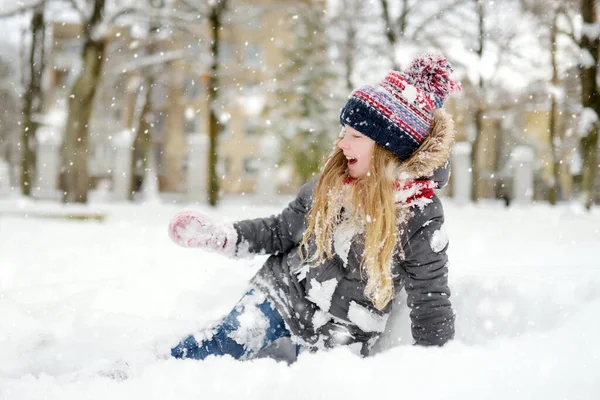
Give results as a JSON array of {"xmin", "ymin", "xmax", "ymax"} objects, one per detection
[{"xmin": 171, "ymin": 334, "xmax": 199, "ymax": 359}]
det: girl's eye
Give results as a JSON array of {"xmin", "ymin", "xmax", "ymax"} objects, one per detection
[{"xmin": 352, "ymin": 135, "xmax": 361, "ymax": 139}]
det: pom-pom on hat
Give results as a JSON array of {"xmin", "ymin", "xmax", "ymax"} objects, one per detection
[{"xmin": 339, "ymin": 53, "xmax": 461, "ymax": 162}]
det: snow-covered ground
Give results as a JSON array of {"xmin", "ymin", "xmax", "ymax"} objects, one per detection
[{"xmin": 0, "ymin": 195, "xmax": 599, "ymax": 400}]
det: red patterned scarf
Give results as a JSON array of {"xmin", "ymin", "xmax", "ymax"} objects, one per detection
[{"xmin": 344, "ymin": 176, "xmax": 436, "ymax": 206}]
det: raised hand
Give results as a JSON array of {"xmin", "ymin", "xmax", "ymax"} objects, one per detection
[{"xmin": 168, "ymin": 210, "xmax": 238, "ymax": 255}]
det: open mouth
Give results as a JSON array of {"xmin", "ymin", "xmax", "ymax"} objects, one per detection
[{"xmin": 346, "ymin": 157, "xmax": 358, "ymax": 167}]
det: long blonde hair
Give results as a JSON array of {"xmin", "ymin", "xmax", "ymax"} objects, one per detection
[{"xmin": 300, "ymin": 141, "xmax": 402, "ymax": 311}]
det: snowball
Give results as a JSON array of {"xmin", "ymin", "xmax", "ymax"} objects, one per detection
[
  {"xmin": 306, "ymin": 278, "xmax": 338, "ymax": 313},
  {"xmin": 312, "ymin": 310, "xmax": 330, "ymax": 330},
  {"xmin": 430, "ymin": 224, "xmax": 449, "ymax": 253}
]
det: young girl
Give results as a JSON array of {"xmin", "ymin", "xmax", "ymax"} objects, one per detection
[{"xmin": 168, "ymin": 53, "xmax": 460, "ymax": 361}]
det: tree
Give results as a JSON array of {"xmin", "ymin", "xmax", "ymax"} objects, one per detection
[
  {"xmin": 378, "ymin": 0, "xmax": 471, "ymax": 70},
  {"xmin": 547, "ymin": 5, "xmax": 572, "ymax": 205},
  {"xmin": 0, "ymin": 0, "xmax": 46, "ymax": 196},
  {"xmin": 59, "ymin": 0, "xmax": 108, "ymax": 203},
  {"xmin": 206, "ymin": 0, "xmax": 229, "ymax": 206},
  {"xmin": 537, "ymin": 0, "xmax": 600, "ymax": 208},
  {"xmin": 58, "ymin": 0, "xmax": 169, "ymax": 203},
  {"xmin": 0, "ymin": 51, "xmax": 21, "ymax": 181},
  {"xmin": 170, "ymin": 0, "xmax": 229, "ymax": 206},
  {"xmin": 328, "ymin": 0, "xmax": 376, "ymax": 92},
  {"xmin": 125, "ymin": 22, "xmax": 164, "ymax": 201},
  {"xmin": 20, "ymin": 1, "xmax": 46, "ymax": 197},
  {"xmin": 267, "ymin": 1, "xmax": 339, "ymax": 183},
  {"xmin": 453, "ymin": 0, "xmax": 542, "ymax": 201},
  {"xmin": 578, "ymin": 0, "xmax": 599, "ymax": 209}
]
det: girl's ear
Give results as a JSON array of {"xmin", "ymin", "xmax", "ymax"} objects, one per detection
[{"xmin": 399, "ymin": 109, "xmax": 455, "ymax": 179}]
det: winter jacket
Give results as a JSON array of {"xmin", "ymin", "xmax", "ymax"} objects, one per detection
[
  {"xmin": 233, "ymin": 114, "xmax": 457, "ymax": 356},
  {"xmin": 233, "ymin": 167, "xmax": 454, "ymax": 357}
]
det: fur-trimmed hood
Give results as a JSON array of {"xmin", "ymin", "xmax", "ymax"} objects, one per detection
[{"xmin": 396, "ymin": 108, "xmax": 455, "ymax": 185}]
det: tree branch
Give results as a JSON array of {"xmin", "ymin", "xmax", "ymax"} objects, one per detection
[
  {"xmin": 409, "ymin": 0, "xmax": 471, "ymax": 41},
  {"xmin": 379, "ymin": 0, "xmax": 394, "ymax": 39},
  {"xmin": 555, "ymin": 6, "xmax": 578, "ymax": 45},
  {"xmin": 0, "ymin": 0, "xmax": 42, "ymax": 18},
  {"xmin": 65, "ymin": 0, "xmax": 86, "ymax": 20},
  {"xmin": 106, "ymin": 6, "xmax": 202, "ymax": 25}
]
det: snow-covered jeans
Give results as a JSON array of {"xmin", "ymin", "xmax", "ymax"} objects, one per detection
[{"xmin": 171, "ymin": 289, "xmax": 296, "ymax": 361}]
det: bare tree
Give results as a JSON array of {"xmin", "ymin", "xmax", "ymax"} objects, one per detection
[
  {"xmin": 454, "ymin": 0, "xmax": 539, "ymax": 201},
  {"xmin": 329, "ymin": 0, "xmax": 371, "ymax": 92},
  {"xmin": 205, "ymin": 1, "xmax": 229, "ymax": 206},
  {"xmin": 548, "ymin": 6, "xmax": 562, "ymax": 205},
  {"xmin": 542, "ymin": 0, "xmax": 600, "ymax": 208},
  {"xmin": 173, "ymin": 0, "xmax": 230, "ymax": 206},
  {"xmin": 20, "ymin": 1, "xmax": 46, "ymax": 196},
  {"xmin": 578, "ymin": 0, "xmax": 599, "ymax": 209},
  {"xmin": 0, "ymin": 0, "xmax": 46, "ymax": 196},
  {"xmin": 470, "ymin": 0, "xmax": 486, "ymax": 201},
  {"xmin": 0, "ymin": 52, "xmax": 21, "ymax": 174},
  {"xmin": 57, "ymin": 0, "xmax": 172, "ymax": 203},
  {"xmin": 59, "ymin": 0, "xmax": 108, "ymax": 203},
  {"xmin": 378, "ymin": 0, "xmax": 471, "ymax": 70}
]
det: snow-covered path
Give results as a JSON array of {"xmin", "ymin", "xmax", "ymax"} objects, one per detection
[{"xmin": 0, "ymin": 197, "xmax": 599, "ymax": 399}]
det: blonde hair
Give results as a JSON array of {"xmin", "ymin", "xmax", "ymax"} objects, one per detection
[
  {"xmin": 300, "ymin": 109, "xmax": 454, "ymax": 311},
  {"xmin": 300, "ymin": 140, "xmax": 402, "ymax": 311}
]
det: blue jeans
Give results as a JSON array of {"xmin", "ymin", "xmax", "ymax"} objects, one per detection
[{"xmin": 171, "ymin": 289, "xmax": 296, "ymax": 361}]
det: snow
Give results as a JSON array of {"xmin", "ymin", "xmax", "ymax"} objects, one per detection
[
  {"xmin": 578, "ymin": 107, "xmax": 599, "ymax": 138},
  {"xmin": 582, "ymin": 22, "xmax": 600, "ymax": 41},
  {"xmin": 452, "ymin": 141, "xmax": 472, "ymax": 156},
  {"xmin": 111, "ymin": 129, "xmax": 135, "ymax": 147},
  {"xmin": 333, "ymin": 214, "xmax": 361, "ymax": 265},
  {"xmin": 227, "ymin": 290, "xmax": 270, "ymax": 355},
  {"xmin": 0, "ymin": 196, "xmax": 599, "ymax": 399},
  {"xmin": 430, "ymin": 224, "xmax": 449, "ymax": 253},
  {"xmin": 579, "ymin": 49, "xmax": 597, "ymax": 69},
  {"xmin": 306, "ymin": 278, "xmax": 338, "ymax": 313},
  {"xmin": 511, "ymin": 145, "xmax": 535, "ymax": 162},
  {"xmin": 347, "ymin": 301, "xmax": 388, "ymax": 333}
]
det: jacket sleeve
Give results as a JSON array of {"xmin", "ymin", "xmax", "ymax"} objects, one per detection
[
  {"xmin": 232, "ymin": 177, "xmax": 316, "ymax": 256},
  {"xmin": 401, "ymin": 201, "xmax": 455, "ymax": 346}
]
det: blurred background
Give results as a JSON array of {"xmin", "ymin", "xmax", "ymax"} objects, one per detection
[
  {"xmin": 1, "ymin": 2, "xmax": 600, "ymax": 397},
  {"xmin": 0, "ymin": 0, "xmax": 598, "ymax": 209}
]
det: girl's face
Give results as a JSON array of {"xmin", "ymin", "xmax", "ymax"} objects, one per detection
[{"xmin": 338, "ymin": 125, "xmax": 375, "ymax": 178}]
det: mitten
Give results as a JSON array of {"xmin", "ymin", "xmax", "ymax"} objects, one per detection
[{"xmin": 168, "ymin": 210, "xmax": 238, "ymax": 257}]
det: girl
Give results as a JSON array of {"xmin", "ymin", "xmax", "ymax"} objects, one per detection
[{"xmin": 168, "ymin": 53, "xmax": 460, "ymax": 362}]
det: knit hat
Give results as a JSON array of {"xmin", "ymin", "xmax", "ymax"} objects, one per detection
[{"xmin": 339, "ymin": 53, "xmax": 461, "ymax": 162}]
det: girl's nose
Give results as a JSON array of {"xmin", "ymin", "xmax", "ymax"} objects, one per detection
[{"xmin": 338, "ymin": 135, "xmax": 348, "ymax": 150}]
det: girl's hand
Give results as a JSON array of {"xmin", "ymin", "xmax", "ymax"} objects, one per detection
[{"xmin": 168, "ymin": 210, "xmax": 237, "ymax": 255}]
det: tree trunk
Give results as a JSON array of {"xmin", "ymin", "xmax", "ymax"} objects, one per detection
[
  {"xmin": 20, "ymin": 3, "xmax": 45, "ymax": 196},
  {"xmin": 581, "ymin": 129, "xmax": 599, "ymax": 208},
  {"xmin": 579, "ymin": 0, "xmax": 599, "ymax": 210},
  {"xmin": 342, "ymin": 1, "xmax": 357, "ymax": 92},
  {"xmin": 548, "ymin": 10, "xmax": 561, "ymax": 205},
  {"xmin": 470, "ymin": 0, "xmax": 485, "ymax": 202},
  {"xmin": 61, "ymin": 38, "xmax": 106, "ymax": 203},
  {"xmin": 471, "ymin": 105, "xmax": 484, "ymax": 201},
  {"xmin": 207, "ymin": 3, "xmax": 227, "ymax": 206},
  {"xmin": 61, "ymin": 0, "xmax": 106, "ymax": 203},
  {"xmin": 129, "ymin": 77, "xmax": 154, "ymax": 200},
  {"xmin": 378, "ymin": 0, "xmax": 403, "ymax": 70}
]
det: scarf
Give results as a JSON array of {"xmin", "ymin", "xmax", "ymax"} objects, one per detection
[{"xmin": 343, "ymin": 176, "xmax": 437, "ymax": 208}]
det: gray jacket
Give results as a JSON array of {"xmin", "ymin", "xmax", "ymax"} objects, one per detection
[{"xmin": 233, "ymin": 165, "xmax": 455, "ymax": 356}]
